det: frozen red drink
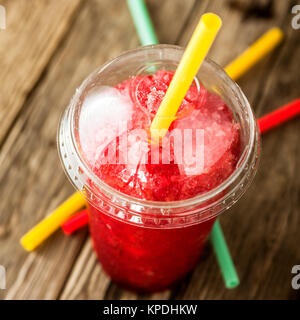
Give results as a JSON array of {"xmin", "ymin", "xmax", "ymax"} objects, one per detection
[{"xmin": 58, "ymin": 45, "xmax": 259, "ymax": 292}]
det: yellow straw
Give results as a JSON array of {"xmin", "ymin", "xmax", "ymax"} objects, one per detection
[
  {"xmin": 20, "ymin": 191, "xmax": 86, "ymax": 251},
  {"xmin": 225, "ymin": 27, "xmax": 283, "ymax": 81},
  {"xmin": 150, "ymin": 13, "xmax": 222, "ymax": 141}
]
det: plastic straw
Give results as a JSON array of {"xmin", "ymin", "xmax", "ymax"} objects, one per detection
[
  {"xmin": 127, "ymin": 0, "xmax": 158, "ymax": 46},
  {"xmin": 61, "ymin": 211, "xmax": 88, "ymax": 233},
  {"xmin": 258, "ymin": 98, "xmax": 300, "ymax": 133},
  {"xmin": 225, "ymin": 27, "xmax": 283, "ymax": 81},
  {"xmin": 20, "ymin": 192, "xmax": 86, "ymax": 251},
  {"xmin": 62, "ymin": 209, "xmax": 89, "ymax": 235},
  {"xmin": 210, "ymin": 220, "xmax": 239, "ymax": 288},
  {"xmin": 150, "ymin": 13, "xmax": 222, "ymax": 142}
]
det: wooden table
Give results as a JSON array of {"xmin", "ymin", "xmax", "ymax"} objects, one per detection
[{"xmin": 0, "ymin": 0, "xmax": 299, "ymax": 300}]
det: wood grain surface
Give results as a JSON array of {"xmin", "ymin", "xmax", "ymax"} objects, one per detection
[{"xmin": 0, "ymin": 0, "xmax": 299, "ymax": 300}]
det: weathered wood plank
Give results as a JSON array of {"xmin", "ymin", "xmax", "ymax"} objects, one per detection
[
  {"xmin": 60, "ymin": 240, "xmax": 110, "ymax": 300},
  {"xmin": 173, "ymin": 0, "xmax": 300, "ymax": 299},
  {"xmin": 0, "ymin": 0, "xmax": 82, "ymax": 144}
]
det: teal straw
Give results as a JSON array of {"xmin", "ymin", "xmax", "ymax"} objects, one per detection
[
  {"xmin": 127, "ymin": 0, "xmax": 158, "ymax": 46},
  {"xmin": 126, "ymin": 0, "xmax": 239, "ymax": 289},
  {"xmin": 210, "ymin": 221, "xmax": 239, "ymax": 288}
]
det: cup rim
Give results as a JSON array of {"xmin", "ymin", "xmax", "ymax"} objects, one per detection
[{"xmin": 61, "ymin": 44, "xmax": 258, "ymax": 210}]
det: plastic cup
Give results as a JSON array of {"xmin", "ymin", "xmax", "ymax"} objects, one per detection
[{"xmin": 58, "ymin": 45, "xmax": 260, "ymax": 292}]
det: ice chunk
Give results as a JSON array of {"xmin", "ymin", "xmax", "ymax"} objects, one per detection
[
  {"xmin": 79, "ymin": 86, "xmax": 132, "ymax": 166},
  {"xmin": 173, "ymin": 92, "xmax": 238, "ymax": 175}
]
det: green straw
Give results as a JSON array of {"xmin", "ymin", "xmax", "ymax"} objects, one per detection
[
  {"xmin": 127, "ymin": 0, "xmax": 158, "ymax": 46},
  {"xmin": 210, "ymin": 220, "xmax": 239, "ymax": 288},
  {"xmin": 126, "ymin": 0, "xmax": 239, "ymax": 289}
]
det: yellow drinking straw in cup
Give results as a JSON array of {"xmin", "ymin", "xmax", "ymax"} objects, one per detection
[{"xmin": 150, "ymin": 13, "xmax": 222, "ymax": 142}]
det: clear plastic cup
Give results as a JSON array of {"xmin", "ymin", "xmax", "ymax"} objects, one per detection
[{"xmin": 58, "ymin": 45, "xmax": 260, "ymax": 292}]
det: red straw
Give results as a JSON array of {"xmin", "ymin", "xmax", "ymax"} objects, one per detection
[
  {"xmin": 61, "ymin": 209, "xmax": 89, "ymax": 235},
  {"xmin": 258, "ymin": 98, "xmax": 300, "ymax": 133},
  {"xmin": 62, "ymin": 97, "xmax": 300, "ymax": 235}
]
